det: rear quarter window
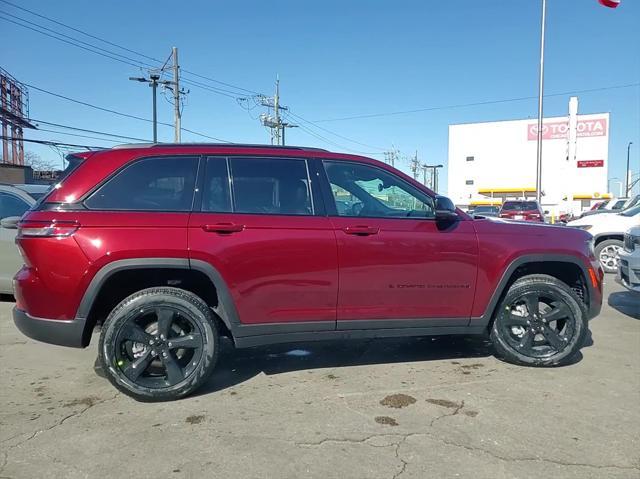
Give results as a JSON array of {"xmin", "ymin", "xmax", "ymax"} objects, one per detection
[{"xmin": 84, "ymin": 156, "xmax": 199, "ymax": 211}]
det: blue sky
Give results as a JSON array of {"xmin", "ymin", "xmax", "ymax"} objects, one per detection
[{"xmin": 1, "ymin": 0, "xmax": 639, "ymax": 194}]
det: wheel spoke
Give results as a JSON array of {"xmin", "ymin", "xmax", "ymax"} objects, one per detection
[
  {"xmin": 156, "ymin": 309, "xmax": 174, "ymax": 339},
  {"xmin": 122, "ymin": 350, "xmax": 154, "ymax": 381},
  {"xmin": 161, "ymin": 353, "xmax": 184, "ymax": 385},
  {"xmin": 542, "ymin": 302, "xmax": 571, "ymax": 322},
  {"xmin": 542, "ymin": 325, "xmax": 565, "ymax": 350},
  {"xmin": 518, "ymin": 328, "xmax": 535, "ymax": 352},
  {"xmin": 503, "ymin": 312, "xmax": 529, "ymax": 327},
  {"xmin": 168, "ymin": 333, "xmax": 202, "ymax": 350},
  {"xmin": 122, "ymin": 324, "xmax": 153, "ymax": 344},
  {"xmin": 522, "ymin": 294, "xmax": 540, "ymax": 317}
]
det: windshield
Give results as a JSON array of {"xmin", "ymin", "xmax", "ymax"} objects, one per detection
[
  {"xmin": 620, "ymin": 205, "xmax": 640, "ymax": 217},
  {"xmin": 501, "ymin": 201, "xmax": 538, "ymax": 211},
  {"xmin": 474, "ymin": 206, "xmax": 498, "ymax": 212}
]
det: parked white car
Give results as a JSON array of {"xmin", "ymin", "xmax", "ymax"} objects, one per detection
[
  {"xmin": 617, "ymin": 225, "xmax": 640, "ymax": 293},
  {"xmin": 0, "ymin": 183, "xmax": 51, "ymax": 294},
  {"xmin": 567, "ymin": 205, "xmax": 640, "ymax": 274}
]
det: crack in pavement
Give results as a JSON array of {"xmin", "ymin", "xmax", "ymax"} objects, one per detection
[
  {"xmin": 391, "ymin": 434, "xmax": 409, "ymax": 479},
  {"xmin": 295, "ymin": 429, "xmax": 639, "ymax": 472},
  {"xmin": 429, "ymin": 400, "xmax": 465, "ymax": 427},
  {"xmin": 0, "ymin": 393, "xmax": 120, "ymax": 477}
]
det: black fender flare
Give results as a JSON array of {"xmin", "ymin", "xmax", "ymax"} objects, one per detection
[
  {"xmin": 75, "ymin": 258, "xmax": 242, "ymax": 342},
  {"xmin": 473, "ymin": 253, "xmax": 597, "ymax": 327}
]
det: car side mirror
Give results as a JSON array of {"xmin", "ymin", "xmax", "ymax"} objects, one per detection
[
  {"xmin": 544, "ymin": 210, "xmax": 549, "ymax": 215},
  {"xmin": 434, "ymin": 196, "xmax": 458, "ymax": 222},
  {"xmin": 0, "ymin": 216, "xmax": 20, "ymax": 229}
]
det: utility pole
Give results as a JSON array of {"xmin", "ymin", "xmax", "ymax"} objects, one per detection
[
  {"xmin": 421, "ymin": 164, "xmax": 430, "ymax": 188},
  {"xmin": 384, "ymin": 149, "xmax": 399, "ymax": 168},
  {"xmin": 274, "ymin": 77, "xmax": 281, "ymax": 146},
  {"xmin": 259, "ymin": 76, "xmax": 296, "ymax": 146},
  {"xmin": 130, "ymin": 73, "xmax": 170, "ymax": 143},
  {"xmin": 625, "ymin": 142, "xmax": 633, "ymax": 197},
  {"xmin": 410, "ymin": 150, "xmax": 420, "ymax": 180},
  {"xmin": 172, "ymin": 47, "xmax": 181, "ymax": 142}
]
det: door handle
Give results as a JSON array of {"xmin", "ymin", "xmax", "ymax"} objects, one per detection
[
  {"xmin": 343, "ymin": 225, "xmax": 379, "ymax": 236},
  {"xmin": 202, "ymin": 223, "xmax": 245, "ymax": 233}
]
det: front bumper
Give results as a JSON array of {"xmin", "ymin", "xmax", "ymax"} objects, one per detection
[
  {"xmin": 616, "ymin": 249, "xmax": 640, "ymax": 293},
  {"xmin": 13, "ymin": 308, "xmax": 87, "ymax": 348}
]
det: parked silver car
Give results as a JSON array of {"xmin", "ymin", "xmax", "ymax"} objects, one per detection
[{"xmin": 0, "ymin": 183, "xmax": 51, "ymax": 294}]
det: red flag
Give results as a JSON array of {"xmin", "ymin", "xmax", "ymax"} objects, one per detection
[{"xmin": 598, "ymin": 0, "xmax": 621, "ymax": 7}]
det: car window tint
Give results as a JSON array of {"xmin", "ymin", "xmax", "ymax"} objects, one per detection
[
  {"xmin": 0, "ymin": 193, "xmax": 30, "ymax": 218},
  {"xmin": 502, "ymin": 201, "xmax": 537, "ymax": 211},
  {"xmin": 202, "ymin": 158, "xmax": 232, "ymax": 212},
  {"xmin": 230, "ymin": 157, "xmax": 313, "ymax": 215},
  {"xmin": 323, "ymin": 161, "xmax": 434, "ymax": 219},
  {"xmin": 85, "ymin": 156, "xmax": 198, "ymax": 211}
]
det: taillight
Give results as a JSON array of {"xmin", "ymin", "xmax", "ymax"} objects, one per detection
[{"xmin": 18, "ymin": 220, "xmax": 79, "ymax": 238}]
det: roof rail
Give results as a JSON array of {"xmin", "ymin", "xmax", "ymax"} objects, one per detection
[{"xmin": 111, "ymin": 142, "xmax": 329, "ymax": 152}]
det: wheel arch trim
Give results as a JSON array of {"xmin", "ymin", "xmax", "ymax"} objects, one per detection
[
  {"xmin": 75, "ymin": 257, "xmax": 242, "ymax": 337},
  {"xmin": 473, "ymin": 254, "xmax": 595, "ymax": 327}
]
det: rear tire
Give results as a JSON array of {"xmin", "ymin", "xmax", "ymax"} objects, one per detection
[
  {"xmin": 595, "ymin": 239, "xmax": 623, "ymax": 274},
  {"xmin": 490, "ymin": 274, "xmax": 587, "ymax": 367},
  {"xmin": 98, "ymin": 287, "xmax": 219, "ymax": 402}
]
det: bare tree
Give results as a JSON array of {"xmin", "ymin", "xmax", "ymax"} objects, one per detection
[{"xmin": 23, "ymin": 151, "xmax": 58, "ymax": 171}]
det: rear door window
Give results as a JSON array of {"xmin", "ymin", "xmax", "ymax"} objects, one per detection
[
  {"xmin": 85, "ymin": 156, "xmax": 199, "ymax": 211},
  {"xmin": 229, "ymin": 157, "xmax": 313, "ymax": 215}
]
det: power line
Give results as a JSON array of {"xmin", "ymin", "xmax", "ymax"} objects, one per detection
[
  {"xmin": 0, "ymin": 0, "xmax": 161, "ymax": 63},
  {"xmin": 292, "ymin": 121, "xmax": 382, "ymax": 156},
  {"xmin": 0, "ymin": 0, "xmax": 259, "ymax": 96},
  {"xmin": 30, "ymin": 119, "xmax": 151, "ymax": 142},
  {"xmin": 286, "ymin": 110, "xmax": 386, "ymax": 151},
  {"xmin": 1, "ymin": 135, "xmax": 105, "ymax": 149},
  {"xmin": 0, "ymin": 11, "xmax": 157, "ymax": 69},
  {"xmin": 0, "ymin": 14, "xmax": 251, "ymax": 100},
  {"xmin": 314, "ymin": 83, "xmax": 640, "ymax": 123},
  {"xmin": 23, "ymin": 83, "xmax": 233, "ymax": 143},
  {"xmin": 34, "ymin": 128, "xmax": 124, "ymax": 143}
]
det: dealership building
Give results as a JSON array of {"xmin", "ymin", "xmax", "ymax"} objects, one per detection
[{"xmin": 447, "ymin": 102, "xmax": 610, "ymax": 216}]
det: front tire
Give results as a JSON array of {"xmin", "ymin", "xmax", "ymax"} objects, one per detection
[
  {"xmin": 595, "ymin": 239, "xmax": 623, "ymax": 274},
  {"xmin": 98, "ymin": 287, "xmax": 219, "ymax": 402},
  {"xmin": 490, "ymin": 274, "xmax": 587, "ymax": 367}
]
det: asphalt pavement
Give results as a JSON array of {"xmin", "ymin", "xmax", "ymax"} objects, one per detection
[{"xmin": 1, "ymin": 280, "xmax": 638, "ymax": 479}]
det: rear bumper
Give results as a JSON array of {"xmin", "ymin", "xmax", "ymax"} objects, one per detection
[{"xmin": 13, "ymin": 308, "xmax": 87, "ymax": 348}]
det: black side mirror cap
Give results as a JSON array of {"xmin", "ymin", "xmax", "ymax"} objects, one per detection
[{"xmin": 434, "ymin": 196, "xmax": 458, "ymax": 222}]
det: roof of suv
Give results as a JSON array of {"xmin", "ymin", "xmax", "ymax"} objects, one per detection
[{"xmin": 111, "ymin": 143, "xmax": 329, "ymax": 153}]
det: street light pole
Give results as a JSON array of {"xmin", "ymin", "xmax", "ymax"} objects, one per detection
[
  {"xmin": 130, "ymin": 74, "xmax": 169, "ymax": 144},
  {"xmin": 150, "ymin": 74, "xmax": 159, "ymax": 143},
  {"xmin": 535, "ymin": 0, "xmax": 547, "ymax": 204},
  {"xmin": 625, "ymin": 142, "xmax": 633, "ymax": 196}
]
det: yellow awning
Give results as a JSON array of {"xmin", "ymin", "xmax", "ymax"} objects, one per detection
[
  {"xmin": 572, "ymin": 193, "xmax": 613, "ymax": 200},
  {"xmin": 478, "ymin": 187, "xmax": 536, "ymax": 194},
  {"xmin": 470, "ymin": 200, "xmax": 502, "ymax": 206}
]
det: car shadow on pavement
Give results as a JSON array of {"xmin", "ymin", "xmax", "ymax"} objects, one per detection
[
  {"xmin": 193, "ymin": 332, "xmax": 591, "ymax": 397},
  {"xmin": 608, "ymin": 291, "xmax": 640, "ymax": 319}
]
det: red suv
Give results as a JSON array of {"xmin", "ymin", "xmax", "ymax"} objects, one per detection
[
  {"xmin": 13, "ymin": 144, "xmax": 603, "ymax": 401},
  {"xmin": 499, "ymin": 200, "xmax": 545, "ymax": 222}
]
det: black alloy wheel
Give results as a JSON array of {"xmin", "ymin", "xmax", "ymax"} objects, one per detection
[
  {"xmin": 490, "ymin": 274, "xmax": 588, "ymax": 366},
  {"xmin": 99, "ymin": 288, "xmax": 219, "ymax": 401}
]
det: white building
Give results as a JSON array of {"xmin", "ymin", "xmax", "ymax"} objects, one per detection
[{"xmin": 447, "ymin": 103, "xmax": 610, "ymax": 216}]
